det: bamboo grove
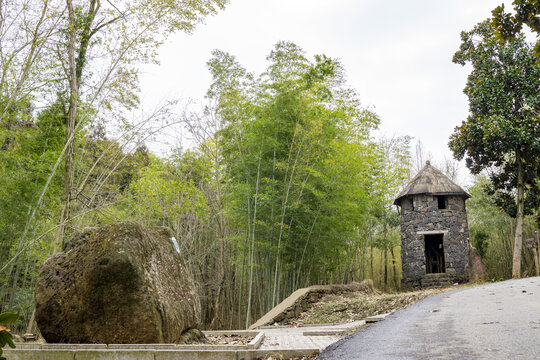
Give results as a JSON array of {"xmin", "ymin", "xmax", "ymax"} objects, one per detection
[{"xmin": 1, "ymin": 1, "xmax": 539, "ymax": 334}]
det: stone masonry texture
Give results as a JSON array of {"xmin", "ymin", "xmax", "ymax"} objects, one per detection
[{"xmin": 400, "ymin": 194, "xmax": 470, "ymax": 289}]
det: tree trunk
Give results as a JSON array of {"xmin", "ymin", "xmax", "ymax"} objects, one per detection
[
  {"xmin": 370, "ymin": 234, "xmax": 374, "ymax": 280},
  {"xmin": 390, "ymin": 246, "xmax": 399, "ymax": 290},
  {"xmin": 52, "ymin": 0, "xmax": 79, "ymax": 255},
  {"xmin": 384, "ymin": 247, "xmax": 388, "ymax": 291},
  {"xmin": 246, "ymin": 157, "xmax": 261, "ymax": 329},
  {"xmin": 512, "ymin": 148, "xmax": 524, "ymax": 278},
  {"xmin": 361, "ymin": 223, "xmax": 371, "ymax": 281},
  {"xmin": 55, "ymin": 0, "xmax": 99, "ymax": 253}
]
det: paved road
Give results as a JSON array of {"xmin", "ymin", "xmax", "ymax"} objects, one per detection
[{"xmin": 318, "ymin": 277, "xmax": 540, "ymax": 360}]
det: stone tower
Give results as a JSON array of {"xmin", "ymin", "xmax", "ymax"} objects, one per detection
[{"xmin": 394, "ymin": 161, "xmax": 470, "ymax": 289}]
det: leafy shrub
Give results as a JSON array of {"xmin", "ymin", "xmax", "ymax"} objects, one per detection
[{"xmin": 0, "ymin": 312, "xmax": 18, "ymax": 360}]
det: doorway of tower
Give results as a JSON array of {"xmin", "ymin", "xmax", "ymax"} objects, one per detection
[{"xmin": 424, "ymin": 234, "xmax": 445, "ymax": 273}]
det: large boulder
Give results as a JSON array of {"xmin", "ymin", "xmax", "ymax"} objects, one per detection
[{"xmin": 35, "ymin": 221, "xmax": 201, "ymax": 344}]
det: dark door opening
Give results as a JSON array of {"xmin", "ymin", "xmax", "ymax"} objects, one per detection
[{"xmin": 424, "ymin": 234, "xmax": 445, "ymax": 273}]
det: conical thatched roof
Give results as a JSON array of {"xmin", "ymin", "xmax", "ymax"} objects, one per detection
[{"xmin": 394, "ymin": 161, "xmax": 470, "ymax": 206}]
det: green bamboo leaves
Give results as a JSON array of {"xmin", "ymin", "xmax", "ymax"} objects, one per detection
[{"xmin": 206, "ymin": 41, "xmax": 399, "ymax": 311}]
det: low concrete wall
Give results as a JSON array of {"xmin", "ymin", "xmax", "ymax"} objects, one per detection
[
  {"xmin": 5, "ymin": 330, "xmax": 264, "ymax": 360},
  {"xmin": 4, "ymin": 349, "xmax": 240, "ymax": 360},
  {"xmin": 4, "ymin": 348, "xmax": 319, "ymax": 360},
  {"xmin": 4, "ymin": 350, "xmax": 76, "ymax": 360}
]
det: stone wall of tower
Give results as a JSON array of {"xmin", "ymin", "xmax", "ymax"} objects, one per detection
[{"xmin": 400, "ymin": 194, "xmax": 470, "ymax": 289}]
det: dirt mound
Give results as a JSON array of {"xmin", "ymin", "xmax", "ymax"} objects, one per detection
[
  {"xmin": 295, "ymin": 290, "xmax": 436, "ymax": 325},
  {"xmin": 35, "ymin": 221, "xmax": 201, "ymax": 344},
  {"xmin": 249, "ymin": 280, "xmax": 374, "ymax": 329}
]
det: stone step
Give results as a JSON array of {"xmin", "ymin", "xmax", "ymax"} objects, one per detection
[{"xmin": 421, "ymin": 274, "xmax": 452, "ymax": 289}]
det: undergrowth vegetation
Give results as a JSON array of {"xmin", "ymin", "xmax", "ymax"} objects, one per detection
[{"xmin": 296, "ymin": 289, "xmax": 449, "ymax": 325}]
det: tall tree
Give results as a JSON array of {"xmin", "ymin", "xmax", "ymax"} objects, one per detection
[
  {"xmin": 57, "ymin": 0, "xmax": 228, "ymax": 247},
  {"xmin": 449, "ymin": 20, "xmax": 540, "ymax": 278},
  {"xmin": 207, "ymin": 42, "xmax": 383, "ymax": 324}
]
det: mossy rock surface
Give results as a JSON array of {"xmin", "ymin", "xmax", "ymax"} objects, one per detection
[
  {"xmin": 35, "ymin": 221, "xmax": 201, "ymax": 344},
  {"xmin": 179, "ymin": 328, "xmax": 206, "ymax": 344}
]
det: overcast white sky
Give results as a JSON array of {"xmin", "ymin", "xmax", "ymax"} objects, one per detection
[{"xmin": 139, "ymin": 0, "xmax": 515, "ymax": 181}]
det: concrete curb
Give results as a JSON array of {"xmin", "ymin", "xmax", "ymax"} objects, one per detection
[
  {"xmin": 5, "ymin": 331, "xmax": 269, "ymax": 360},
  {"xmin": 365, "ymin": 312, "xmax": 391, "ymax": 323},
  {"xmin": 4, "ymin": 348, "xmax": 319, "ymax": 360},
  {"xmin": 302, "ymin": 329, "xmax": 347, "ymax": 336}
]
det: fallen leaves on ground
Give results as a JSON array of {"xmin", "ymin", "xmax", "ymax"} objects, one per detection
[
  {"xmin": 290, "ymin": 289, "xmax": 446, "ymax": 325},
  {"xmin": 205, "ymin": 334, "xmax": 254, "ymax": 345}
]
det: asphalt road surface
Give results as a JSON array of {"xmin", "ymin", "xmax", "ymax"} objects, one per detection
[{"xmin": 318, "ymin": 277, "xmax": 540, "ymax": 360}]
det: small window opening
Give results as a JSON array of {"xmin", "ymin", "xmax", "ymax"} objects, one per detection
[
  {"xmin": 424, "ymin": 234, "xmax": 445, "ymax": 274},
  {"xmin": 437, "ymin": 196, "xmax": 446, "ymax": 209}
]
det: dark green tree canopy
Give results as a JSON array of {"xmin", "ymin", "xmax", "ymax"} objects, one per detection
[
  {"xmin": 492, "ymin": 0, "xmax": 540, "ymax": 57},
  {"xmin": 450, "ymin": 20, "xmax": 540, "ymax": 218}
]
